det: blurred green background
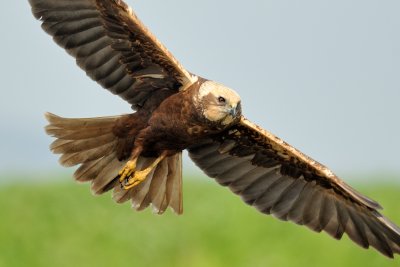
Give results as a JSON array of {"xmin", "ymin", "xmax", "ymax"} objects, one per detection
[{"xmin": 1, "ymin": 175, "xmax": 399, "ymax": 267}]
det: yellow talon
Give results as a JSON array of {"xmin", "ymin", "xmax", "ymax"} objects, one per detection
[
  {"xmin": 122, "ymin": 151, "xmax": 168, "ymax": 190},
  {"xmin": 123, "ymin": 168, "xmax": 152, "ymax": 190},
  {"xmin": 118, "ymin": 159, "xmax": 137, "ymax": 183}
]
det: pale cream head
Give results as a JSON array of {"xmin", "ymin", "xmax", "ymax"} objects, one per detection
[{"xmin": 195, "ymin": 81, "xmax": 242, "ymax": 126}]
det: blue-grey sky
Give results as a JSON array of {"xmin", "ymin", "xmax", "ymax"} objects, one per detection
[{"xmin": 1, "ymin": 1, "xmax": 399, "ymax": 181}]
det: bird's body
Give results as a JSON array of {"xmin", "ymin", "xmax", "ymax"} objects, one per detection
[
  {"xmin": 29, "ymin": 0, "xmax": 400, "ymax": 258},
  {"xmin": 113, "ymin": 78, "xmax": 240, "ymax": 159}
]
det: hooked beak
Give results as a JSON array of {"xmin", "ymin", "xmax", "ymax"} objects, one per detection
[{"xmin": 229, "ymin": 105, "xmax": 238, "ymax": 117}]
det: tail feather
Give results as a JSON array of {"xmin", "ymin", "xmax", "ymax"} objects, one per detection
[
  {"xmin": 127, "ymin": 158, "xmax": 156, "ymax": 210},
  {"xmin": 45, "ymin": 112, "xmax": 183, "ymax": 215},
  {"xmin": 45, "ymin": 112, "xmax": 118, "ymax": 129},
  {"xmin": 149, "ymin": 159, "xmax": 169, "ymax": 213},
  {"xmin": 91, "ymin": 157, "xmax": 126, "ymax": 195},
  {"xmin": 46, "ymin": 126, "xmax": 113, "ymax": 140},
  {"xmin": 74, "ymin": 157, "xmax": 107, "ymax": 182},
  {"xmin": 166, "ymin": 153, "xmax": 183, "ymax": 214},
  {"xmin": 58, "ymin": 142, "xmax": 115, "ymax": 167},
  {"xmin": 50, "ymin": 133, "xmax": 115, "ymax": 154}
]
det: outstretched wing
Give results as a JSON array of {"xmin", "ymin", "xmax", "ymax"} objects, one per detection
[
  {"xmin": 29, "ymin": 0, "xmax": 197, "ymax": 109},
  {"xmin": 188, "ymin": 117, "xmax": 400, "ymax": 258}
]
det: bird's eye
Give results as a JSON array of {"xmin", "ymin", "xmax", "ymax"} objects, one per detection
[{"xmin": 218, "ymin": 96, "xmax": 226, "ymax": 103}]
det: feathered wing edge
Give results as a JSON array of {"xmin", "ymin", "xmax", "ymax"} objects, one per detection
[
  {"xmin": 45, "ymin": 112, "xmax": 183, "ymax": 214},
  {"xmin": 188, "ymin": 117, "xmax": 400, "ymax": 258},
  {"xmin": 28, "ymin": 0, "xmax": 197, "ymax": 109}
]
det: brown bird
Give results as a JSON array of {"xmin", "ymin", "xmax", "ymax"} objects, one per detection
[{"xmin": 29, "ymin": 0, "xmax": 400, "ymax": 258}]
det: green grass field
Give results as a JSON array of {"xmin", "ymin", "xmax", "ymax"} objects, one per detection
[{"xmin": 1, "ymin": 175, "xmax": 399, "ymax": 267}]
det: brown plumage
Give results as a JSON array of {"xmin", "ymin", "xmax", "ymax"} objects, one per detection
[{"xmin": 29, "ymin": 0, "xmax": 400, "ymax": 258}]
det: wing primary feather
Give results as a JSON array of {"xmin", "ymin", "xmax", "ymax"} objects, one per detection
[
  {"xmin": 361, "ymin": 215, "xmax": 394, "ymax": 257},
  {"xmin": 34, "ymin": 9, "xmax": 99, "ymax": 23},
  {"xmin": 302, "ymin": 187, "xmax": 324, "ymax": 228},
  {"xmin": 320, "ymin": 194, "xmax": 341, "ymax": 238},
  {"xmin": 254, "ymin": 176, "xmax": 294, "ymax": 215},
  {"xmin": 333, "ymin": 200, "xmax": 349, "ymax": 240},
  {"xmin": 286, "ymin": 181, "xmax": 316, "ymax": 225},
  {"xmin": 318, "ymin": 194, "xmax": 334, "ymax": 231},
  {"xmin": 271, "ymin": 177, "xmax": 307, "ymax": 220},
  {"xmin": 345, "ymin": 206, "xmax": 370, "ymax": 248},
  {"xmin": 240, "ymin": 166, "xmax": 281, "ymax": 205},
  {"xmin": 229, "ymin": 167, "xmax": 272, "ymax": 194},
  {"xmin": 204, "ymin": 151, "xmax": 233, "ymax": 168},
  {"xmin": 77, "ymin": 47, "xmax": 118, "ymax": 71},
  {"xmin": 50, "ymin": 19, "xmax": 103, "ymax": 37},
  {"xmin": 72, "ymin": 36, "xmax": 110, "ymax": 58},
  {"xmin": 215, "ymin": 155, "xmax": 256, "ymax": 186}
]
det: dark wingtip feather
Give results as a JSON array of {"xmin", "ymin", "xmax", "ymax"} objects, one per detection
[{"xmin": 339, "ymin": 181, "xmax": 383, "ymax": 210}]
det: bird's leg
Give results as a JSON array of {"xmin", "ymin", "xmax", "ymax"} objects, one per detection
[
  {"xmin": 123, "ymin": 151, "xmax": 168, "ymax": 190},
  {"xmin": 118, "ymin": 147, "xmax": 143, "ymax": 184}
]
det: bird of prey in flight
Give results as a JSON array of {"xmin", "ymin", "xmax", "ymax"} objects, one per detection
[{"xmin": 29, "ymin": 0, "xmax": 400, "ymax": 258}]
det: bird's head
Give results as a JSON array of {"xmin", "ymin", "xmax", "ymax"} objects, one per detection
[{"xmin": 195, "ymin": 80, "xmax": 242, "ymax": 126}]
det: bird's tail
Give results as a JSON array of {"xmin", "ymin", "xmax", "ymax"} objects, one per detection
[{"xmin": 45, "ymin": 112, "xmax": 183, "ymax": 214}]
